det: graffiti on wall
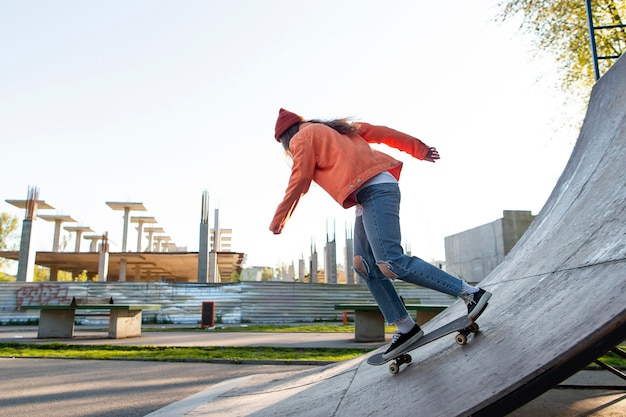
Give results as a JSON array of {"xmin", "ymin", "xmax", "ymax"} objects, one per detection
[{"xmin": 15, "ymin": 285, "xmax": 71, "ymax": 309}]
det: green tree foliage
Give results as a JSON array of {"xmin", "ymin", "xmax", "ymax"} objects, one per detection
[
  {"xmin": 0, "ymin": 274, "xmax": 14, "ymax": 282},
  {"xmin": 74, "ymin": 269, "xmax": 94, "ymax": 282},
  {"xmin": 33, "ymin": 265, "xmax": 49, "ymax": 282},
  {"xmin": 261, "ymin": 267, "xmax": 274, "ymax": 281},
  {"xmin": 0, "ymin": 212, "xmax": 19, "ymax": 251},
  {"xmin": 497, "ymin": 0, "xmax": 626, "ymax": 92},
  {"xmin": 229, "ymin": 267, "xmax": 241, "ymax": 283},
  {"xmin": 57, "ymin": 270, "xmax": 73, "ymax": 281},
  {"xmin": 47, "ymin": 269, "xmax": 96, "ymax": 282},
  {"xmin": 0, "ymin": 212, "xmax": 19, "ymax": 275}
]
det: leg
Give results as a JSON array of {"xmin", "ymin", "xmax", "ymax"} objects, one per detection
[
  {"xmin": 353, "ymin": 213, "xmax": 408, "ymax": 325},
  {"xmin": 358, "ymin": 182, "xmax": 464, "ymax": 297},
  {"xmin": 355, "ymin": 192, "xmax": 425, "ymax": 359}
]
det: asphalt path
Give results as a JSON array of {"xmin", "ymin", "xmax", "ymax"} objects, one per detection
[
  {"xmin": 0, "ymin": 357, "xmax": 318, "ymax": 417},
  {"xmin": 0, "ymin": 325, "xmax": 374, "ymax": 417}
]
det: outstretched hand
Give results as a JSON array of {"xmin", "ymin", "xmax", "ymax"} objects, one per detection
[{"xmin": 424, "ymin": 147, "xmax": 440, "ymax": 162}]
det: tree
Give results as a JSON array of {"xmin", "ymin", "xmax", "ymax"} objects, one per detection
[
  {"xmin": 261, "ymin": 267, "xmax": 274, "ymax": 281},
  {"xmin": 33, "ymin": 265, "xmax": 49, "ymax": 282},
  {"xmin": 0, "ymin": 212, "xmax": 19, "ymax": 250},
  {"xmin": 229, "ymin": 268, "xmax": 241, "ymax": 283},
  {"xmin": 497, "ymin": 0, "xmax": 626, "ymax": 92},
  {"xmin": 0, "ymin": 212, "xmax": 19, "ymax": 274}
]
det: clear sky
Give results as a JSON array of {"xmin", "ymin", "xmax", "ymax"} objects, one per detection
[{"xmin": 0, "ymin": 0, "xmax": 583, "ymax": 273}]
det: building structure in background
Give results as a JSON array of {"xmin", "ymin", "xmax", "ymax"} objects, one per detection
[
  {"xmin": 309, "ymin": 241, "xmax": 319, "ymax": 284},
  {"xmin": 298, "ymin": 257, "xmax": 305, "ymax": 282},
  {"xmin": 324, "ymin": 220, "xmax": 337, "ymax": 284},
  {"xmin": 4, "ymin": 189, "xmax": 532, "ymax": 286},
  {"xmin": 6, "ymin": 187, "xmax": 54, "ymax": 282},
  {"xmin": 344, "ymin": 224, "xmax": 356, "ymax": 284},
  {"xmin": 444, "ymin": 210, "xmax": 535, "ymax": 283},
  {"xmin": 198, "ymin": 190, "xmax": 210, "ymax": 283},
  {"xmin": 1, "ymin": 188, "xmax": 244, "ymax": 283}
]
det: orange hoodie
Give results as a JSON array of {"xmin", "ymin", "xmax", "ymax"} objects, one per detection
[{"xmin": 270, "ymin": 122, "xmax": 431, "ymax": 234}]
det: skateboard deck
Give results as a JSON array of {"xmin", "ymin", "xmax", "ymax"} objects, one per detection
[{"xmin": 367, "ymin": 315, "xmax": 480, "ymax": 374}]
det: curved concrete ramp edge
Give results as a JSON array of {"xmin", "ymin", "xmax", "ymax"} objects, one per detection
[{"xmin": 183, "ymin": 56, "xmax": 626, "ymax": 417}]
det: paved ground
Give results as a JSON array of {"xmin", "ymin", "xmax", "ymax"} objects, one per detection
[
  {"xmin": 1, "ymin": 325, "xmax": 624, "ymax": 416},
  {"xmin": 0, "ymin": 357, "xmax": 319, "ymax": 417},
  {"xmin": 0, "ymin": 325, "xmax": 383, "ymax": 350}
]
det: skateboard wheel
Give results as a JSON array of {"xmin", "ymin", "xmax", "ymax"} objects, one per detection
[
  {"xmin": 455, "ymin": 333, "xmax": 467, "ymax": 345},
  {"xmin": 403, "ymin": 354, "xmax": 412, "ymax": 364},
  {"xmin": 389, "ymin": 363, "xmax": 400, "ymax": 375},
  {"xmin": 469, "ymin": 323, "xmax": 479, "ymax": 333}
]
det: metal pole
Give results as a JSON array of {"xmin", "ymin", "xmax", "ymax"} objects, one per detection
[{"xmin": 585, "ymin": 0, "xmax": 601, "ymax": 81}]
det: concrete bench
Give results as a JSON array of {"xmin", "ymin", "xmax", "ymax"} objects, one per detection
[
  {"xmin": 335, "ymin": 303, "xmax": 448, "ymax": 342},
  {"xmin": 21, "ymin": 297, "xmax": 160, "ymax": 339}
]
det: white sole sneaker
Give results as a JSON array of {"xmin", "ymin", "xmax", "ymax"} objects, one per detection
[
  {"xmin": 382, "ymin": 326, "xmax": 424, "ymax": 360},
  {"xmin": 467, "ymin": 289, "xmax": 492, "ymax": 321}
]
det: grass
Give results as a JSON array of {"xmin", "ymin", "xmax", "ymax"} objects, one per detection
[
  {"xmin": 143, "ymin": 323, "xmax": 398, "ymax": 333},
  {"xmin": 0, "ymin": 323, "xmax": 379, "ymax": 363},
  {"xmin": 593, "ymin": 348, "xmax": 626, "ymax": 368},
  {"xmin": 2, "ymin": 341, "xmax": 623, "ymax": 368},
  {"xmin": 0, "ymin": 342, "xmax": 370, "ymax": 363},
  {"xmin": 3, "ymin": 323, "xmax": 623, "ymax": 367}
]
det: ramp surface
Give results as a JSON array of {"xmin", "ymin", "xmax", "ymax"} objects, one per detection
[{"xmin": 175, "ymin": 57, "xmax": 626, "ymax": 416}]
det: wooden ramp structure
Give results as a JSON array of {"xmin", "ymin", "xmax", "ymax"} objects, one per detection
[{"xmin": 150, "ymin": 56, "xmax": 626, "ymax": 417}]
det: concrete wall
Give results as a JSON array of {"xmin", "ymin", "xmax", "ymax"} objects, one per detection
[
  {"xmin": 502, "ymin": 210, "xmax": 535, "ymax": 254},
  {"xmin": 445, "ymin": 210, "xmax": 535, "ymax": 283}
]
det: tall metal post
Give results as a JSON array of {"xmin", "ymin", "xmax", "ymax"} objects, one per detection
[
  {"xmin": 197, "ymin": 191, "xmax": 210, "ymax": 283},
  {"xmin": 585, "ymin": 0, "xmax": 601, "ymax": 81}
]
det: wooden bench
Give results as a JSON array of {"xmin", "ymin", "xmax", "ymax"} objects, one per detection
[
  {"xmin": 334, "ymin": 303, "xmax": 448, "ymax": 342},
  {"xmin": 21, "ymin": 297, "xmax": 160, "ymax": 339}
]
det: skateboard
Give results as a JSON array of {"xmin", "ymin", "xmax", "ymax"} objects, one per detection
[{"xmin": 367, "ymin": 315, "xmax": 480, "ymax": 375}]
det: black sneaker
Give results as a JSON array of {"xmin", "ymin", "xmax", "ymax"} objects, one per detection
[
  {"xmin": 382, "ymin": 324, "xmax": 424, "ymax": 360},
  {"xmin": 462, "ymin": 288, "xmax": 492, "ymax": 321}
]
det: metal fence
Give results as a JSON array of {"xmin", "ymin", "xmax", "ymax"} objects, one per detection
[{"xmin": 0, "ymin": 281, "xmax": 454, "ymax": 325}]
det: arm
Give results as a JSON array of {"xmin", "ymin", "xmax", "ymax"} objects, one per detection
[
  {"xmin": 269, "ymin": 136, "xmax": 316, "ymax": 234},
  {"xmin": 356, "ymin": 122, "xmax": 436, "ymax": 161}
]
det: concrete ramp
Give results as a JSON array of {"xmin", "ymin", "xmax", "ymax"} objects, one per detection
[{"xmin": 184, "ymin": 56, "xmax": 626, "ymax": 416}]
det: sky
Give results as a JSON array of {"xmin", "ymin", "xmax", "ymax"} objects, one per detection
[{"xmin": 0, "ymin": 0, "xmax": 584, "ymax": 273}]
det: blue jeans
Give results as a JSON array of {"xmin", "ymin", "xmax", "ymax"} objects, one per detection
[{"xmin": 353, "ymin": 182, "xmax": 463, "ymax": 324}]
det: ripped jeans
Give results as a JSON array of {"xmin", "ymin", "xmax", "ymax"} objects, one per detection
[{"xmin": 353, "ymin": 182, "xmax": 463, "ymax": 324}]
